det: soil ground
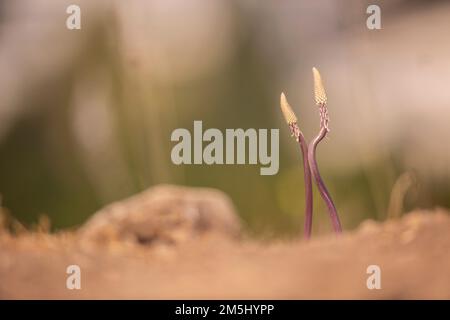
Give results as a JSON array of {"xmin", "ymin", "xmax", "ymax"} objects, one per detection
[{"xmin": 0, "ymin": 186, "xmax": 449, "ymax": 299}]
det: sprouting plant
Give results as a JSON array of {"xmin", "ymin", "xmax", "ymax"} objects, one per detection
[
  {"xmin": 280, "ymin": 93, "xmax": 313, "ymax": 239},
  {"xmin": 309, "ymin": 67, "xmax": 342, "ymax": 233},
  {"xmin": 280, "ymin": 67, "xmax": 342, "ymax": 237}
]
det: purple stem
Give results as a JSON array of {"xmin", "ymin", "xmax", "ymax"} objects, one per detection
[
  {"xmin": 308, "ymin": 126, "xmax": 342, "ymax": 233},
  {"xmin": 297, "ymin": 132, "xmax": 313, "ymax": 239}
]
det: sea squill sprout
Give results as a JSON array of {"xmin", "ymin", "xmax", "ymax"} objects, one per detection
[
  {"xmin": 279, "ymin": 67, "xmax": 342, "ymax": 237},
  {"xmin": 280, "ymin": 93, "xmax": 313, "ymax": 239},
  {"xmin": 308, "ymin": 67, "xmax": 342, "ymax": 233}
]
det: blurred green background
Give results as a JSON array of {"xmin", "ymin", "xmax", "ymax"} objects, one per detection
[{"xmin": 0, "ymin": 0, "xmax": 449, "ymax": 236}]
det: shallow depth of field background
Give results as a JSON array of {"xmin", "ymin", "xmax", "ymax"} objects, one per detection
[{"xmin": 0, "ymin": 0, "xmax": 449, "ymax": 236}]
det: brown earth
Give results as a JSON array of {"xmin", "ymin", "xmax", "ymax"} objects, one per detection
[{"xmin": 0, "ymin": 185, "xmax": 449, "ymax": 299}]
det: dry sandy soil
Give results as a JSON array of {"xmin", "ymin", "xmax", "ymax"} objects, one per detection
[{"xmin": 0, "ymin": 185, "xmax": 449, "ymax": 299}]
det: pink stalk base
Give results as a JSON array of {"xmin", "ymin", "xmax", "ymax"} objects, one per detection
[
  {"xmin": 308, "ymin": 126, "xmax": 342, "ymax": 234},
  {"xmin": 297, "ymin": 133, "xmax": 313, "ymax": 239},
  {"xmin": 289, "ymin": 122, "xmax": 314, "ymax": 239}
]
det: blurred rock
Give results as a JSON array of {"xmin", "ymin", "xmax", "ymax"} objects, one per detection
[{"xmin": 78, "ymin": 184, "xmax": 241, "ymax": 245}]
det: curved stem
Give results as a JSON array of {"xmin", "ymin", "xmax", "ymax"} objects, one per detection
[
  {"xmin": 297, "ymin": 132, "xmax": 313, "ymax": 239},
  {"xmin": 308, "ymin": 127, "xmax": 342, "ymax": 233}
]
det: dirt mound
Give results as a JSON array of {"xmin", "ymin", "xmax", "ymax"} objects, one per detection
[
  {"xmin": 78, "ymin": 185, "xmax": 241, "ymax": 245},
  {"xmin": 0, "ymin": 185, "xmax": 449, "ymax": 299}
]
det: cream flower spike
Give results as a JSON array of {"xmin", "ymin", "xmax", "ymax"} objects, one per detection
[
  {"xmin": 280, "ymin": 92, "xmax": 298, "ymax": 125},
  {"xmin": 312, "ymin": 67, "xmax": 327, "ymax": 105}
]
